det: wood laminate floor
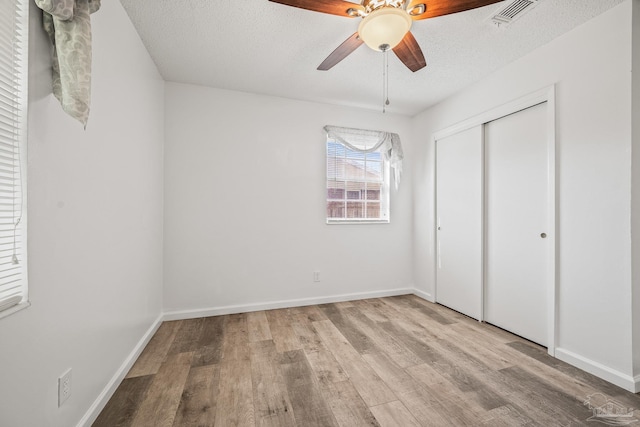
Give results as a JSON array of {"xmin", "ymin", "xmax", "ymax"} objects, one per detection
[{"xmin": 94, "ymin": 295, "xmax": 640, "ymax": 426}]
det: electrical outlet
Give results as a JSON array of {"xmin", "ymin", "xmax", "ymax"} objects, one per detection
[
  {"xmin": 58, "ymin": 368, "xmax": 72, "ymax": 407},
  {"xmin": 313, "ymin": 271, "xmax": 320, "ymax": 282}
]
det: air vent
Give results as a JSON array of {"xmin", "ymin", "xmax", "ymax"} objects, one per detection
[{"xmin": 490, "ymin": 0, "xmax": 540, "ymax": 28}]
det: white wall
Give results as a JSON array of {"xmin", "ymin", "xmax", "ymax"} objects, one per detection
[
  {"xmin": 163, "ymin": 84, "xmax": 414, "ymax": 314},
  {"xmin": 0, "ymin": 2, "xmax": 165, "ymax": 426},
  {"xmin": 412, "ymin": 1, "xmax": 635, "ymax": 386}
]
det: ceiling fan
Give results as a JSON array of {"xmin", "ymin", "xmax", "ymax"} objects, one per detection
[{"xmin": 268, "ymin": 0, "xmax": 504, "ymax": 72}]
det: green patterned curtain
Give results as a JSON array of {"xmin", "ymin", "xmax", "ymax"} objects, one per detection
[{"xmin": 35, "ymin": 0, "xmax": 101, "ymax": 127}]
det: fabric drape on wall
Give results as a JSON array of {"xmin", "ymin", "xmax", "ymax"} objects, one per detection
[
  {"xmin": 324, "ymin": 125, "xmax": 404, "ymax": 189},
  {"xmin": 35, "ymin": 0, "xmax": 101, "ymax": 127}
]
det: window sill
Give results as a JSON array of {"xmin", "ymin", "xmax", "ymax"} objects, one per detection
[
  {"xmin": 326, "ymin": 219, "xmax": 390, "ymax": 225},
  {"xmin": 0, "ymin": 301, "xmax": 30, "ymax": 320}
]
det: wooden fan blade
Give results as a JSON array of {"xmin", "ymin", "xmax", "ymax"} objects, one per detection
[
  {"xmin": 318, "ymin": 33, "xmax": 364, "ymax": 70},
  {"xmin": 269, "ymin": 0, "xmax": 364, "ymax": 17},
  {"xmin": 408, "ymin": 0, "xmax": 503, "ymax": 20},
  {"xmin": 393, "ymin": 31, "xmax": 426, "ymax": 72}
]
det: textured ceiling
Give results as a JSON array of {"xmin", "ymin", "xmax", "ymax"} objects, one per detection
[{"xmin": 119, "ymin": 0, "xmax": 625, "ymax": 116}]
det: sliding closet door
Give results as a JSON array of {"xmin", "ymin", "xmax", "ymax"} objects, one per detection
[
  {"xmin": 484, "ymin": 102, "xmax": 549, "ymax": 346},
  {"xmin": 435, "ymin": 126, "xmax": 482, "ymax": 320}
]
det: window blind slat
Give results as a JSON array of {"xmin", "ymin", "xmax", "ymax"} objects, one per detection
[
  {"xmin": 0, "ymin": 106, "xmax": 20, "ymax": 123},
  {"xmin": 0, "ymin": 84, "xmax": 20, "ymax": 103},
  {"xmin": 0, "ymin": 159, "xmax": 17, "ymax": 171},
  {"xmin": 0, "ymin": 60, "xmax": 20, "ymax": 80},
  {"xmin": 0, "ymin": 107, "xmax": 20, "ymax": 122},
  {"xmin": 0, "ymin": 139, "xmax": 19, "ymax": 151},
  {"xmin": 0, "ymin": 90, "xmax": 21, "ymax": 108},
  {"xmin": 0, "ymin": 294, "xmax": 21, "ymax": 312},
  {"xmin": 0, "ymin": 232, "xmax": 22, "ymax": 239},
  {"xmin": 0, "ymin": 238, "xmax": 22, "ymax": 246},
  {"xmin": 0, "ymin": 282, "xmax": 21, "ymax": 294},
  {"xmin": 0, "ymin": 162, "xmax": 19, "ymax": 171},
  {"xmin": 0, "ymin": 64, "xmax": 20, "ymax": 83},
  {"xmin": 0, "ymin": 180, "xmax": 19, "ymax": 188},
  {"xmin": 0, "ymin": 10, "xmax": 14, "ymax": 28},
  {"xmin": 0, "ymin": 248, "xmax": 22, "ymax": 256},
  {"xmin": 0, "ymin": 271, "xmax": 20, "ymax": 282},
  {"xmin": 0, "ymin": 197, "xmax": 16, "ymax": 203},
  {"xmin": 0, "ymin": 128, "xmax": 18, "ymax": 142},
  {"xmin": 0, "ymin": 18, "xmax": 20, "ymax": 39}
]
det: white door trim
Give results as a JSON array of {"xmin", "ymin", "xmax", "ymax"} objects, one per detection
[{"xmin": 432, "ymin": 85, "xmax": 556, "ymax": 356}]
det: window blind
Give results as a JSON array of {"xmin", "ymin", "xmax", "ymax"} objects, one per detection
[
  {"xmin": 0, "ymin": 0, "xmax": 28, "ymax": 314},
  {"xmin": 326, "ymin": 139, "xmax": 389, "ymax": 222}
]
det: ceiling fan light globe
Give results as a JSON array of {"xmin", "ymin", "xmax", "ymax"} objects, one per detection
[{"xmin": 357, "ymin": 7, "xmax": 412, "ymax": 52}]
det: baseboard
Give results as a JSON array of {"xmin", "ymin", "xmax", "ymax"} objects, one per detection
[
  {"xmin": 77, "ymin": 313, "xmax": 164, "ymax": 427},
  {"xmin": 163, "ymin": 287, "xmax": 415, "ymax": 321},
  {"xmin": 555, "ymin": 347, "xmax": 637, "ymax": 393},
  {"xmin": 412, "ymin": 289, "xmax": 434, "ymax": 302}
]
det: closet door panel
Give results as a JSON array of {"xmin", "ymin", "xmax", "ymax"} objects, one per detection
[
  {"xmin": 484, "ymin": 102, "xmax": 549, "ymax": 346},
  {"xmin": 435, "ymin": 126, "xmax": 483, "ymax": 320}
]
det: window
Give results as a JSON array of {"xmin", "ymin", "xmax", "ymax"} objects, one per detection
[
  {"xmin": 0, "ymin": 0, "xmax": 28, "ymax": 317},
  {"xmin": 326, "ymin": 140, "xmax": 390, "ymax": 223}
]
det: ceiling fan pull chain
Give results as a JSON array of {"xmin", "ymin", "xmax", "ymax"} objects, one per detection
[
  {"xmin": 385, "ymin": 47, "xmax": 390, "ymax": 109},
  {"xmin": 382, "ymin": 49, "xmax": 385, "ymax": 113},
  {"xmin": 381, "ymin": 44, "xmax": 390, "ymax": 113}
]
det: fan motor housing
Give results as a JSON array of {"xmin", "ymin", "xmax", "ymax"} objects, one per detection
[{"xmin": 362, "ymin": 0, "xmax": 405, "ymax": 15}]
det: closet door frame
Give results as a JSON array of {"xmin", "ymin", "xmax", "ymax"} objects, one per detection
[{"xmin": 432, "ymin": 85, "xmax": 557, "ymax": 356}]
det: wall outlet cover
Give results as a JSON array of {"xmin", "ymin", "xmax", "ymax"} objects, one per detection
[{"xmin": 58, "ymin": 368, "xmax": 72, "ymax": 407}]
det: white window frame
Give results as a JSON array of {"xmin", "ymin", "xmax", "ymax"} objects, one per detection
[
  {"xmin": 0, "ymin": 0, "xmax": 29, "ymax": 319},
  {"xmin": 326, "ymin": 137, "xmax": 390, "ymax": 224}
]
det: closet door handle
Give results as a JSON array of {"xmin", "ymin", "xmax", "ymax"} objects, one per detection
[{"xmin": 540, "ymin": 233, "xmax": 547, "ymax": 238}]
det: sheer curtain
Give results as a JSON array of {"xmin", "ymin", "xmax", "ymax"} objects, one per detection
[{"xmin": 324, "ymin": 125, "xmax": 403, "ymax": 189}]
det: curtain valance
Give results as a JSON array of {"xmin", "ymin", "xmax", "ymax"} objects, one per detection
[
  {"xmin": 35, "ymin": 0, "xmax": 101, "ymax": 127},
  {"xmin": 324, "ymin": 125, "xmax": 403, "ymax": 189}
]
